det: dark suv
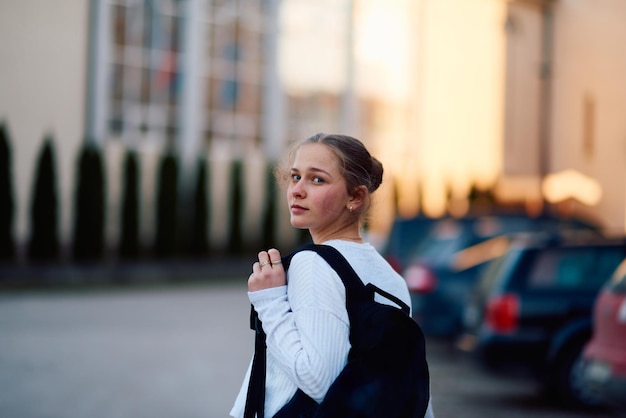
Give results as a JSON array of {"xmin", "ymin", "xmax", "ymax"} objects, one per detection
[
  {"xmin": 404, "ymin": 214, "xmax": 599, "ymax": 338},
  {"xmin": 458, "ymin": 232, "xmax": 626, "ymax": 406}
]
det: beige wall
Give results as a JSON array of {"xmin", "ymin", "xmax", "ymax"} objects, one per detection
[
  {"xmin": 501, "ymin": 2, "xmax": 542, "ymax": 178},
  {"xmin": 0, "ymin": 0, "xmax": 89, "ymax": 255},
  {"xmin": 550, "ymin": 0, "xmax": 626, "ymax": 233},
  {"xmin": 414, "ymin": 0, "xmax": 507, "ymax": 218},
  {"xmin": 499, "ymin": 0, "xmax": 626, "ymax": 233},
  {"xmin": 0, "ymin": 1, "xmax": 285, "ymax": 257}
]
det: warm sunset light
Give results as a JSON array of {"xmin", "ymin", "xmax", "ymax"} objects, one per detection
[
  {"xmin": 354, "ymin": 0, "xmax": 415, "ymax": 101},
  {"xmin": 280, "ymin": 0, "xmax": 514, "ymax": 235},
  {"xmin": 542, "ymin": 169, "xmax": 602, "ymax": 206},
  {"xmin": 279, "ymin": 0, "xmax": 350, "ymax": 93},
  {"xmin": 417, "ymin": 0, "xmax": 506, "ymax": 218},
  {"xmin": 358, "ymin": 0, "xmax": 507, "ymax": 226}
]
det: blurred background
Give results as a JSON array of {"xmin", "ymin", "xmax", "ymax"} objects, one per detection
[
  {"xmin": 0, "ymin": 0, "xmax": 624, "ymax": 268},
  {"xmin": 1, "ymin": 2, "xmax": 626, "ymax": 417}
]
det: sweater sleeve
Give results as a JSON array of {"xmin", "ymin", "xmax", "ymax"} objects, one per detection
[{"xmin": 248, "ymin": 251, "xmax": 350, "ymax": 402}]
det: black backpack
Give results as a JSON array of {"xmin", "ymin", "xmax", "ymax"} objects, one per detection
[{"xmin": 244, "ymin": 244, "xmax": 430, "ymax": 418}]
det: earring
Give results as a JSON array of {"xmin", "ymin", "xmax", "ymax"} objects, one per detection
[{"xmin": 349, "ymin": 206, "xmax": 353, "ymax": 213}]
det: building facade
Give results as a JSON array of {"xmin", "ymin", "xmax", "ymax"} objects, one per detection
[
  {"xmin": 498, "ymin": 0, "xmax": 626, "ymax": 233},
  {"xmin": 0, "ymin": 0, "xmax": 624, "ymax": 262}
]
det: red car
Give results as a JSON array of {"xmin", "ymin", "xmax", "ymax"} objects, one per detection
[{"xmin": 581, "ymin": 258, "xmax": 626, "ymax": 412}]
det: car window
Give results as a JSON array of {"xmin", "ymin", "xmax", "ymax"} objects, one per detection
[
  {"xmin": 383, "ymin": 216, "xmax": 434, "ymax": 264},
  {"xmin": 412, "ymin": 219, "xmax": 471, "ymax": 266},
  {"xmin": 595, "ymin": 248, "xmax": 626, "ymax": 280},
  {"xmin": 475, "ymin": 248, "xmax": 522, "ymax": 295},
  {"xmin": 527, "ymin": 249, "xmax": 584, "ymax": 288},
  {"xmin": 417, "ymin": 237, "xmax": 468, "ymax": 265},
  {"xmin": 609, "ymin": 258, "xmax": 626, "ymax": 293},
  {"xmin": 527, "ymin": 246, "xmax": 624, "ymax": 290}
]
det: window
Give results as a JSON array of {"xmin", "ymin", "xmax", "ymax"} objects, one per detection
[
  {"xmin": 109, "ymin": 0, "xmax": 184, "ymax": 145},
  {"xmin": 102, "ymin": 0, "xmax": 268, "ymax": 149},
  {"xmin": 609, "ymin": 259, "xmax": 626, "ymax": 293},
  {"xmin": 204, "ymin": 0, "xmax": 265, "ymax": 146},
  {"xmin": 528, "ymin": 246, "xmax": 624, "ymax": 290}
]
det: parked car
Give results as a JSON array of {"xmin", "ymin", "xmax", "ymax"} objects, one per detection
[
  {"xmin": 382, "ymin": 214, "xmax": 437, "ymax": 274},
  {"xmin": 404, "ymin": 214, "xmax": 600, "ymax": 337},
  {"xmin": 580, "ymin": 258, "xmax": 626, "ymax": 412},
  {"xmin": 458, "ymin": 233, "xmax": 626, "ymax": 406}
]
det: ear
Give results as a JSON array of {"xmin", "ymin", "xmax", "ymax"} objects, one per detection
[{"xmin": 348, "ymin": 185, "xmax": 368, "ymax": 212}]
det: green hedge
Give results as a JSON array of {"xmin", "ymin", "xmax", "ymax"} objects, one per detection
[
  {"xmin": 261, "ymin": 162, "xmax": 277, "ymax": 249},
  {"xmin": 72, "ymin": 143, "xmax": 106, "ymax": 262},
  {"xmin": 119, "ymin": 149, "xmax": 141, "ymax": 259},
  {"xmin": 27, "ymin": 137, "xmax": 60, "ymax": 262},
  {"xmin": 0, "ymin": 123, "xmax": 15, "ymax": 261},
  {"xmin": 227, "ymin": 159, "xmax": 244, "ymax": 255},
  {"xmin": 190, "ymin": 157, "xmax": 210, "ymax": 256},
  {"xmin": 4, "ymin": 129, "xmax": 298, "ymax": 262},
  {"xmin": 154, "ymin": 152, "xmax": 178, "ymax": 258}
]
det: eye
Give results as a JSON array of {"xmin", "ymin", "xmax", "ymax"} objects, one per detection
[
  {"xmin": 313, "ymin": 177, "xmax": 324, "ymax": 184},
  {"xmin": 291, "ymin": 174, "xmax": 301, "ymax": 181}
]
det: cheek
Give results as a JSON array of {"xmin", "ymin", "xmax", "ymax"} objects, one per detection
[{"xmin": 319, "ymin": 187, "xmax": 345, "ymax": 214}]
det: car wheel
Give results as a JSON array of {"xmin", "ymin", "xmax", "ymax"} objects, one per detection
[{"xmin": 554, "ymin": 342, "xmax": 603, "ymax": 408}]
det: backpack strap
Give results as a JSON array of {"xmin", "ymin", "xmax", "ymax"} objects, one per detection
[
  {"xmin": 295, "ymin": 244, "xmax": 411, "ymax": 315},
  {"xmin": 294, "ymin": 244, "xmax": 370, "ymax": 303},
  {"xmin": 244, "ymin": 312, "xmax": 266, "ymax": 418},
  {"xmin": 365, "ymin": 283, "xmax": 411, "ymax": 315}
]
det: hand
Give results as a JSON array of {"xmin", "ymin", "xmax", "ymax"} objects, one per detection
[{"xmin": 248, "ymin": 248, "xmax": 286, "ymax": 292}]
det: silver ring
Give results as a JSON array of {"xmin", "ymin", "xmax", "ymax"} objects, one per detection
[
  {"xmin": 259, "ymin": 260, "xmax": 269, "ymax": 267},
  {"xmin": 271, "ymin": 260, "xmax": 282, "ymax": 265}
]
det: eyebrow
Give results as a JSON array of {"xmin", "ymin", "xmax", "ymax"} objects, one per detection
[{"xmin": 291, "ymin": 166, "xmax": 332, "ymax": 177}]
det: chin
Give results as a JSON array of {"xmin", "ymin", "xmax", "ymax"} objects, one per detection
[{"xmin": 290, "ymin": 219, "xmax": 309, "ymax": 230}]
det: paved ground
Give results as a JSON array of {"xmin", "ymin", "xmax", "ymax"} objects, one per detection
[
  {"xmin": 0, "ymin": 280, "xmax": 621, "ymax": 418},
  {"xmin": 0, "ymin": 281, "xmax": 253, "ymax": 418}
]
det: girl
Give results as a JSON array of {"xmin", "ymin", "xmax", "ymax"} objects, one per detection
[{"xmin": 231, "ymin": 133, "xmax": 434, "ymax": 417}]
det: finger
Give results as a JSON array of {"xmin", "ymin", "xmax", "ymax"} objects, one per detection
[
  {"xmin": 268, "ymin": 248, "xmax": 282, "ymax": 266},
  {"xmin": 267, "ymin": 248, "xmax": 278, "ymax": 260},
  {"xmin": 248, "ymin": 270, "xmax": 259, "ymax": 291},
  {"xmin": 258, "ymin": 251, "xmax": 271, "ymax": 268}
]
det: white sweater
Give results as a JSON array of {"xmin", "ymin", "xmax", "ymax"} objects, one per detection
[{"xmin": 230, "ymin": 240, "xmax": 434, "ymax": 418}]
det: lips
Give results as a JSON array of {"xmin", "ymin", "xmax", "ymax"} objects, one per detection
[{"xmin": 290, "ymin": 204, "xmax": 307, "ymax": 214}]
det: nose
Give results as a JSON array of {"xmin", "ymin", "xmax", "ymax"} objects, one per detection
[{"xmin": 290, "ymin": 179, "xmax": 305, "ymax": 198}]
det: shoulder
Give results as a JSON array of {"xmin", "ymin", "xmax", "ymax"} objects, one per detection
[
  {"xmin": 323, "ymin": 241, "xmax": 391, "ymax": 276},
  {"xmin": 324, "ymin": 240, "xmax": 412, "ymax": 308},
  {"xmin": 286, "ymin": 248, "xmax": 346, "ymax": 310}
]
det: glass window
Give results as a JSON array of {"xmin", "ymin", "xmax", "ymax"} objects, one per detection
[
  {"xmin": 528, "ymin": 246, "xmax": 624, "ymax": 291},
  {"xmin": 108, "ymin": 0, "xmax": 184, "ymax": 144},
  {"xmin": 609, "ymin": 258, "xmax": 626, "ymax": 293},
  {"xmin": 204, "ymin": 0, "xmax": 265, "ymax": 146},
  {"xmin": 103, "ymin": 0, "xmax": 268, "ymax": 148}
]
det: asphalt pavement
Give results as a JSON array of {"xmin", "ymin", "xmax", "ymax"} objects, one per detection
[
  {"xmin": 1, "ymin": 268, "xmax": 621, "ymax": 418},
  {"xmin": 0, "ymin": 281, "xmax": 254, "ymax": 418}
]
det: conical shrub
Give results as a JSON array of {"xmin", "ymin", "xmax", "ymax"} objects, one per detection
[
  {"xmin": 0, "ymin": 123, "xmax": 15, "ymax": 261},
  {"xmin": 227, "ymin": 159, "xmax": 244, "ymax": 255},
  {"xmin": 261, "ymin": 162, "xmax": 277, "ymax": 249},
  {"xmin": 119, "ymin": 149, "xmax": 140, "ymax": 259},
  {"xmin": 189, "ymin": 158, "xmax": 209, "ymax": 257},
  {"xmin": 72, "ymin": 143, "xmax": 106, "ymax": 262},
  {"xmin": 154, "ymin": 152, "xmax": 178, "ymax": 258},
  {"xmin": 27, "ymin": 137, "xmax": 59, "ymax": 262}
]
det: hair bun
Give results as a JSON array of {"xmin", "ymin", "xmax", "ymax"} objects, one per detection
[{"xmin": 369, "ymin": 156, "xmax": 384, "ymax": 193}]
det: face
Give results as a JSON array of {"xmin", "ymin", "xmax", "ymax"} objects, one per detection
[{"xmin": 287, "ymin": 143, "xmax": 352, "ymax": 237}]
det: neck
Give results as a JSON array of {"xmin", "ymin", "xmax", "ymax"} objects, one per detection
[{"xmin": 310, "ymin": 226, "xmax": 363, "ymax": 244}]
